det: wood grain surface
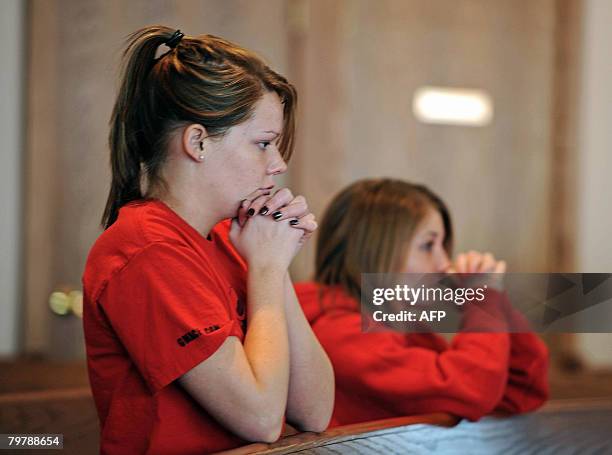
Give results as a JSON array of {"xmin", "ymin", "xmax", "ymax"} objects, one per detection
[
  {"xmin": 220, "ymin": 398, "xmax": 612, "ymax": 454},
  {"xmin": 1, "ymin": 379, "xmax": 611, "ymax": 455},
  {"xmin": 0, "ymin": 387, "xmax": 98, "ymax": 455}
]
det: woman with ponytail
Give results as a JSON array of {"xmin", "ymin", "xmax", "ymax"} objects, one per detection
[{"xmin": 83, "ymin": 26, "xmax": 333, "ymax": 454}]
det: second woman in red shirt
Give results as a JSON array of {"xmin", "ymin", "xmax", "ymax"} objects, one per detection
[{"xmin": 296, "ymin": 178, "xmax": 549, "ymax": 426}]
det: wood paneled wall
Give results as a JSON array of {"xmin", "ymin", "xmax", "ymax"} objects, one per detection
[
  {"xmin": 24, "ymin": 0, "xmax": 576, "ymax": 357},
  {"xmin": 289, "ymin": 0, "xmax": 560, "ymax": 279},
  {"xmin": 24, "ymin": 0, "xmax": 290, "ymax": 356}
]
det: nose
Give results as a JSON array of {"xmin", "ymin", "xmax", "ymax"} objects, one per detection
[
  {"xmin": 436, "ymin": 251, "xmax": 451, "ymax": 273},
  {"xmin": 267, "ymin": 148, "xmax": 288, "ymax": 175}
]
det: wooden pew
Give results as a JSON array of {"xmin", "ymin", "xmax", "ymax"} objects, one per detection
[
  {"xmin": 0, "ymin": 359, "xmax": 89, "ymax": 394},
  {"xmin": 219, "ymin": 413, "xmax": 459, "ymax": 454},
  {"xmin": 220, "ymin": 398, "xmax": 612, "ymax": 454},
  {"xmin": 2, "ymin": 368, "xmax": 612, "ymax": 455},
  {"xmin": 0, "ymin": 387, "xmax": 99, "ymax": 454}
]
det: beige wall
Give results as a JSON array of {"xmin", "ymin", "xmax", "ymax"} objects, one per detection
[
  {"xmin": 290, "ymin": 0, "xmax": 557, "ymax": 280},
  {"xmin": 575, "ymin": 0, "xmax": 612, "ymax": 367},
  {"xmin": 24, "ymin": 0, "xmax": 291, "ymax": 357},
  {"xmin": 0, "ymin": 0, "xmax": 24, "ymax": 356},
  {"xmin": 22, "ymin": 0, "xmax": 585, "ymax": 357}
]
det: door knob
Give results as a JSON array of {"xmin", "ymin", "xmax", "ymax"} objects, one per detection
[{"xmin": 49, "ymin": 288, "xmax": 83, "ymax": 317}]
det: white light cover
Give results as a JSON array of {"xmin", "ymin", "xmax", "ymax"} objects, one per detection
[{"xmin": 413, "ymin": 86, "xmax": 493, "ymax": 126}]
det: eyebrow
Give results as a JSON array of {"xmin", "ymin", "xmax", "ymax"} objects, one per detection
[
  {"xmin": 262, "ymin": 130, "xmax": 281, "ymax": 137},
  {"xmin": 425, "ymin": 231, "xmax": 439, "ymax": 237}
]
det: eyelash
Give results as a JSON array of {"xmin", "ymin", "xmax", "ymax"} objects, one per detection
[
  {"xmin": 257, "ymin": 141, "xmax": 271, "ymax": 151},
  {"xmin": 421, "ymin": 241, "xmax": 434, "ymax": 252}
]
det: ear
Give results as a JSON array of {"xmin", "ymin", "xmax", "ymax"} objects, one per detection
[{"xmin": 181, "ymin": 124, "xmax": 207, "ymax": 162}]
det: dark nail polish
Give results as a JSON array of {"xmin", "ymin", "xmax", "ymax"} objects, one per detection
[
  {"xmin": 247, "ymin": 208, "xmax": 255, "ymax": 216},
  {"xmin": 272, "ymin": 211, "xmax": 282, "ymax": 220},
  {"xmin": 289, "ymin": 219, "xmax": 299, "ymax": 226},
  {"xmin": 259, "ymin": 206, "xmax": 269, "ymax": 215}
]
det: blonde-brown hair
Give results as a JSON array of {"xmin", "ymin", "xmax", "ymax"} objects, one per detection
[
  {"xmin": 102, "ymin": 25, "xmax": 297, "ymax": 228},
  {"xmin": 315, "ymin": 178, "xmax": 453, "ymax": 300}
]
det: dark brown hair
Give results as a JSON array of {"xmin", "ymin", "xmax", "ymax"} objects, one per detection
[
  {"xmin": 102, "ymin": 25, "xmax": 297, "ymax": 228},
  {"xmin": 315, "ymin": 178, "xmax": 453, "ymax": 300}
]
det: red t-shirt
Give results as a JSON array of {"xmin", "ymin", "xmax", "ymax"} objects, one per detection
[
  {"xmin": 83, "ymin": 199, "xmax": 248, "ymax": 454},
  {"xmin": 295, "ymin": 282, "xmax": 549, "ymax": 426}
]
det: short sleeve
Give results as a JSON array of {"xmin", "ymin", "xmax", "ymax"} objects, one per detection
[{"xmin": 100, "ymin": 242, "xmax": 243, "ymax": 394}]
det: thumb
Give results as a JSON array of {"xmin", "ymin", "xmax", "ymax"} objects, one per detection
[{"xmin": 494, "ymin": 260, "xmax": 507, "ymax": 273}]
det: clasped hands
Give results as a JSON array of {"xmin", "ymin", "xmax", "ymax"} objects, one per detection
[{"xmin": 229, "ymin": 188, "xmax": 317, "ymax": 270}]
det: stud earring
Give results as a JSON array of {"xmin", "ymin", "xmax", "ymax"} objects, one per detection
[{"xmin": 198, "ymin": 141, "xmax": 205, "ymax": 161}]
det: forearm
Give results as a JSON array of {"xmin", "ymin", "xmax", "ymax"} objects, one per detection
[
  {"xmin": 283, "ymin": 273, "xmax": 334, "ymax": 432},
  {"xmin": 243, "ymin": 266, "xmax": 290, "ymax": 427},
  {"xmin": 494, "ymin": 333, "xmax": 549, "ymax": 413},
  {"xmin": 493, "ymin": 295, "xmax": 549, "ymax": 412}
]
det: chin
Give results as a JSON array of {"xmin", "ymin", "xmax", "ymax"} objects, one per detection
[{"xmin": 221, "ymin": 207, "xmax": 238, "ymax": 221}]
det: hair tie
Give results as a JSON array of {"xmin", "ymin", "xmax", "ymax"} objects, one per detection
[{"xmin": 165, "ymin": 30, "xmax": 184, "ymax": 49}]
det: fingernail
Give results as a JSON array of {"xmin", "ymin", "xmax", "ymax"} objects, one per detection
[
  {"xmin": 259, "ymin": 206, "xmax": 269, "ymax": 215},
  {"xmin": 289, "ymin": 219, "xmax": 299, "ymax": 226},
  {"xmin": 247, "ymin": 208, "xmax": 255, "ymax": 216},
  {"xmin": 272, "ymin": 211, "xmax": 282, "ymax": 220}
]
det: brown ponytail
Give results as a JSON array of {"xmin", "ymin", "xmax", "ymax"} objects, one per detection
[{"xmin": 102, "ymin": 25, "xmax": 297, "ymax": 228}]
